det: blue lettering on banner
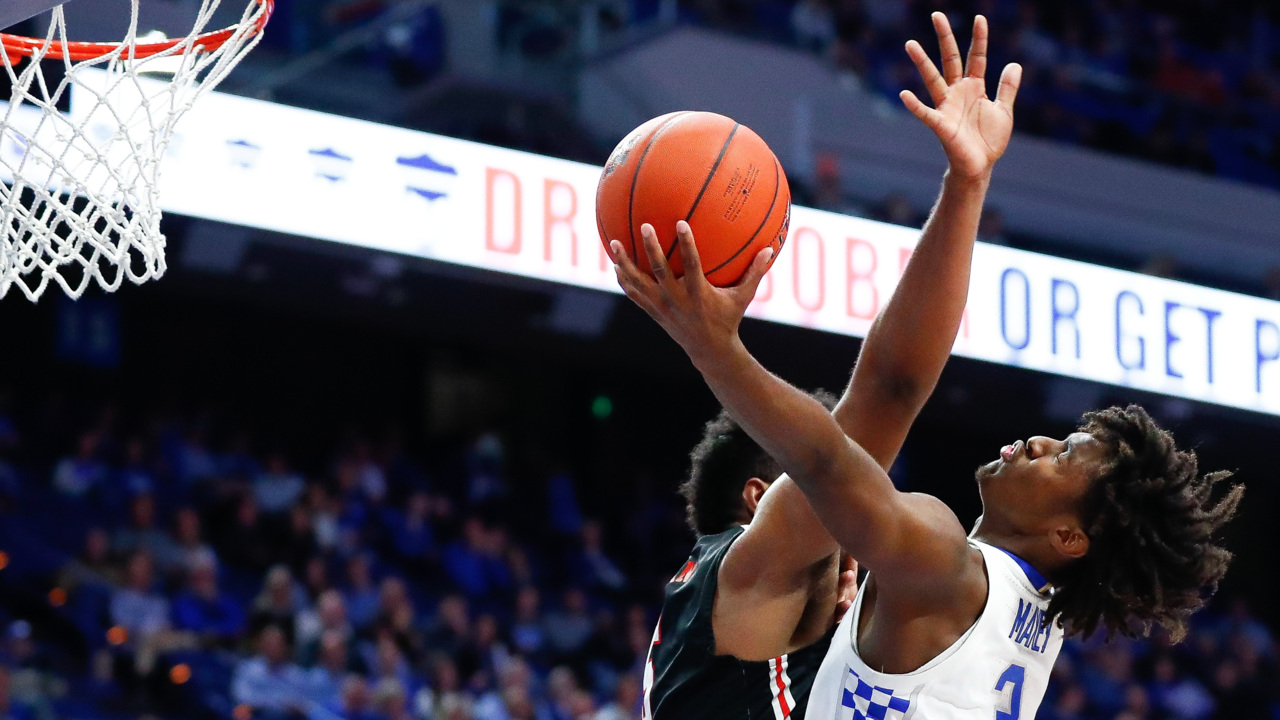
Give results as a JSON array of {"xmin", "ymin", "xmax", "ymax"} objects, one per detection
[
  {"xmin": 1199, "ymin": 308, "xmax": 1221, "ymax": 384},
  {"xmin": 1165, "ymin": 301, "xmax": 1183, "ymax": 379},
  {"xmin": 1007, "ymin": 599, "xmax": 1052, "ymax": 654},
  {"xmin": 1257, "ymin": 319, "xmax": 1280, "ymax": 394},
  {"xmin": 1115, "ymin": 291, "xmax": 1145, "ymax": 371},
  {"xmin": 1051, "ymin": 278, "xmax": 1081, "ymax": 358},
  {"xmin": 1001, "ymin": 268, "xmax": 1031, "ymax": 351}
]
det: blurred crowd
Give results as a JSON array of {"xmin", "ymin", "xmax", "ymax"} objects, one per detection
[
  {"xmin": 674, "ymin": 0, "xmax": 1280, "ymax": 189},
  {"xmin": 0, "ymin": 383, "xmax": 1274, "ymax": 720}
]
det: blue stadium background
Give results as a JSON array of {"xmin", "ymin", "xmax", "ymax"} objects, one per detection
[{"xmin": 1, "ymin": 1, "xmax": 1279, "ymax": 719}]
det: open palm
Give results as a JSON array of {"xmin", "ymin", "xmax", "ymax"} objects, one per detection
[{"xmin": 900, "ymin": 14, "xmax": 1022, "ymax": 179}]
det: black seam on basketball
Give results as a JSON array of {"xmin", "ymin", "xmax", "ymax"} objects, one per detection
[
  {"xmin": 706, "ymin": 155, "xmax": 782, "ymax": 277},
  {"xmin": 667, "ymin": 122, "xmax": 741, "ymax": 261},
  {"xmin": 627, "ymin": 112, "xmax": 691, "ymax": 261}
]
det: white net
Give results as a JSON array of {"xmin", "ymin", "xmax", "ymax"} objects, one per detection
[{"xmin": 0, "ymin": 0, "xmax": 270, "ymax": 301}]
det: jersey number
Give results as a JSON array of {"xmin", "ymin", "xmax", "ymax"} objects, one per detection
[{"xmin": 993, "ymin": 663, "xmax": 1025, "ymax": 720}]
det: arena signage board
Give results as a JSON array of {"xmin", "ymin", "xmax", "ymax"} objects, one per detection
[{"xmin": 9, "ymin": 72, "xmax": 1279, "ymax": 416}]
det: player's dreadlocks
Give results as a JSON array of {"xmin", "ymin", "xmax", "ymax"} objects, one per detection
[
  {"xmin": 682, "ymin": 390, "xmax": 838, "ymax": 537},
  {"xmin": 1048, "ymin": 405, "xmax": 1243, "ymax": 642}
]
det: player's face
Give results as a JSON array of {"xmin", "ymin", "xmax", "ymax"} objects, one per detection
[{"xmin": 975, "ymin": 432, "xmax": 1110, "ymax": 537}]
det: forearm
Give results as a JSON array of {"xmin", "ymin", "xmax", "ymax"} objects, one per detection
[
  {"xmin": 688, "ymin": 337, "xmax": 894, "ymax": 547},
  {"xmin": 837, "ymin": 171, "xmax": 989, "ymax": 432}
]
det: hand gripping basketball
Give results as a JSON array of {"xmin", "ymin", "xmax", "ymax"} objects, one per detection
[{"xmin": 610, "ymin": 221, "xmax": 773, "ymax": 363}]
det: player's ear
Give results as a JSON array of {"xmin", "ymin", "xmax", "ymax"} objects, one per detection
[
  {"xmin": 741, "ymin": 477, "xmax": 770, "ymax": 515},
  {"xmin": 1050, "ymin": 524, "xmax": 1089, "ymax": 560}
]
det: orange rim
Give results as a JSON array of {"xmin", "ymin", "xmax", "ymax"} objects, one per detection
[{"xmin": 0, "ymin": 0, "xmax": 273, "ymax": 62}]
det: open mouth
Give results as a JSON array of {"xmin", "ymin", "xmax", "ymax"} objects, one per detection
[{"xmin": 1000, "ymin": 440, "xmax": 1024, "ymax": 462}]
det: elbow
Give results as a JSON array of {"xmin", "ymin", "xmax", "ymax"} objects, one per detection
[{"xmin": 871, "ymin": 370, "xmax": 930, "ymax": 410}]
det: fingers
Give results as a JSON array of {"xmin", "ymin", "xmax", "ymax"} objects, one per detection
[
  {"xmin": 610, "ymin": 240, "xmax": 653, "ymax": 301},
  {"xmin": 904, "ymin": 39, "xmax": 947, "ymax": 108},
  {"xmin": 931, "ymin": 12, "xmax": 963, "ymax": 85},
  {"xmin": 965, "ymin": 15, "xmax": 988, "ymax": 81},
  {"xmin": 995, "ymin": 62, "xmax": 1023, "ymax": 115},
  {"xmin": 639, "ymin": 223, "xmax": 671, "ymax": 284},
  {"xmin": 730, "ymin": 245, "xmax": 775, "ymax": 305},
  {"xmin": 674, "ymin": 221, "xmax": 704, "ymax": 287},
  {"xmin": 899, "ymin": 90, "xmax": 943, "ymax": 132}
]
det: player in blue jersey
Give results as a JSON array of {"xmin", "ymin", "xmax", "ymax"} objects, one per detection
[
  {"xmin": 614, "ymin": 13, "xmax": 1242, "ymax": 720},
  {"xmin": 637, "ymin": 14, "xmax": 1032, "ymax": 719}
]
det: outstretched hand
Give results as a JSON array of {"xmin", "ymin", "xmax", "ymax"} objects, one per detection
[
  {"xmin": 610, "ymin": 222, "xmax": 773, "ymax": 365},
  {"xmin": 900, "ymin": 13, "xmax": 1021, "ymax": 179}
]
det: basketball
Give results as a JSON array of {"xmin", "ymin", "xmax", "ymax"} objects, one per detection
[{"xmin": 595, "ymin": 111, "xmax": 791, "ymax": 287}]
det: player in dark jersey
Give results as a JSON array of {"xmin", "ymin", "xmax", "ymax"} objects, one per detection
[
  {"xmin": 637, "ymin": 18, "xmax": 1014, "ymax": 719},
  {"xmin": 642, "ymin": 395, "xmax": 852, "ymax": 720}
]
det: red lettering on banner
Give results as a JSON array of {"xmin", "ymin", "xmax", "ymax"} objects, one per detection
[
  {"xmin": 791, "ymin": 228, "xmax": 825, "ymax": 312},
  {"xmin": 485, "ymin": 168, "xmax": 522, "ymax": 254},
  {"xmin": 543, "ymin": 179, "xmax": 579, "ymax": 265},
  {"xmin": 846, "ymin": 238, "xmax": 879, "ymax": 320}
]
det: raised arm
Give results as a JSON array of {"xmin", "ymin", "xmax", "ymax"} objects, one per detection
[
  {"xmin": 611, "ymin": 14, "xmax": 1021, "ymax": 599},
  {"xmin": 837, "ymin": 13, "xmax": 1021, "ymax": 466}
]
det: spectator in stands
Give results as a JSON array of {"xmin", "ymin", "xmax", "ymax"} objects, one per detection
[
  {"xmin": 344, "ymin": 553, "xmax": 382, "ymax": 629},
  {"xmin": 296, "ymin": 588, "xmax": 352, "ymax": 664},
  {"xmin": 218, "ymin": 493, "xmax": 274, "ymax": 572},
  {"xmin": 109, "ymin": 551, "xmax": 170, "ymax": 644},
  {"xmin": 174, "ymin": 427, "xmax": 218, "ymax": 485},
  {"xmin": 338, "ymin": 674, "xmax": 377, "ymax": 720},
  {"xmin": 116, "ymin": 438, "xmax": 156, "ymax": 497},
  {"xmin": 305, "ymin": 629, "xmax": 352, "ymax": 707},
  {"xmin": 596, "ymin": 673, "xmax": 639, "ymax": 720},
  {"xmin": 383, "ymin": 490, "xmax": 436, "ymax": 564},
  {"xmin": 111, "ymin": 493, "xmax": 179, "ymax": 573},
  {"xmin": 59, "ymin": 527, "xmax": 118, "ymax": 590},
  {"xmin": 278, "ymin": 503, "xmax": 319, "ymax": 571},
  {"xmin": 231, "ymin": 625, "xmax": 310, "ymax": 716},
  {"xmin": 171, "ymin": 554, "xmax": 245, "ymax": 647},
  {"xmin": 51, "ymin": 431, "xmax": 107, "ymax": 498},
  {"xmin": 0, "ymin": 666, "xmax": 35, "ymax": 720},
  {"xmin": 419, "ymin": 654, "xmax": 470, "ymax": 720},
  {"xmin": 370, "ymin": 634, "xmax": 415, "ymax": 699},
  {"xmin": 425, "ymin": 594, "xmax": 471, "ymax": 661},
  {"xmin": 542, "ymin": 589, "xmax": 591, "ymax": 667},
  {"xmin": 171, "ymin": 507, "xmax": 218, "ymax": 572},
  {"xmin": 373, "ymin": 677, "xmax": 412, "ymax": 720},
  {"xmin": 249, "ymin": 564, "xmax": 305, "ymax": 644},
  {"xmin": 1146, "ymin": 653, "xmax": 1214, "ymax": 719},
  {"xmin": 567, "ymin": 520, "xmax": 626, "ymax": 595},
  {"xmin": 509, "ymin": 587, "xmax": 544, "ymax": 662},
  {"xmin": 443, "ymin": 517, "xmax": 506, "ymax": 605},
  {"xmin": 792, "ymin": 0, "xmax": 837, "ymax": 55},
  {"xmin": 255, "ymin": 452, "xmax": 306, "ymax": 514}
]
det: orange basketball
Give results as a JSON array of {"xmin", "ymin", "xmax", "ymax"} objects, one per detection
[{"xmin": 595, "ymin": 111, "xmax": 791, "ymax": 287}]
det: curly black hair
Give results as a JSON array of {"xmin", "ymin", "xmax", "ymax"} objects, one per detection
[
  {"xmin": 681, "ymin": 390, "xmax": 838, "ymax": 537},
  {"xmin": 1047, "ymin": 405, "xmax": 1243, "ymax": 642}
]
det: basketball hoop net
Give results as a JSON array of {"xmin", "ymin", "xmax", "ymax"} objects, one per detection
[{"xmin": 0, "ymin": 0, "xmax": 273, "ymax": 301}]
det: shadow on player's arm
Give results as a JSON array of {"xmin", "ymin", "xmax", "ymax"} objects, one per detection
[{"xmin": 611, "ymin": 226, "xmax": 976, "ymax": 604}]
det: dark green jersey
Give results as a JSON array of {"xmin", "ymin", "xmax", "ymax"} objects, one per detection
[{"xmin": 642, "ymin": 526, "xmax": 835, "ymax": 720}]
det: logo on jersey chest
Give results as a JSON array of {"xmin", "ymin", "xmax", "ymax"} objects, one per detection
[
  {"xmin": 1008, "ymin": 599, "xmax": 1053, "ymax": 654},
  {"xmin": 839, "ymin": 667, "xmax": 911, "ymax": 720},
  {"xmin": 670, "ymin": 560, "xmax": 697, "ymax": 584}
]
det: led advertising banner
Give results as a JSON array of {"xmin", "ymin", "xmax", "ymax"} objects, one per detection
[{"xmin": 7, "ymin": 73, "xmax": 1275, "ymax": 415}]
